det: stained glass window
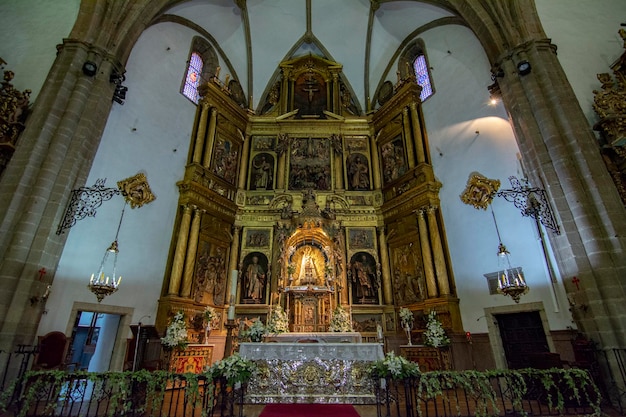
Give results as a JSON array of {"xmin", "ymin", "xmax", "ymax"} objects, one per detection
[
  {"xmin": 413, "ymin": 55, "xmax": 433, "ymax": 101},
  {"xmin": 183, "ymin": 52, "xmax": 203, "ymax": 104}
]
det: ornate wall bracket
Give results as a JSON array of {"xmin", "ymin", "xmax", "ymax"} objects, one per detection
[
  {"xmin": 460, "ymin": 173, "xmax": 560, "ymax": 234},
  {"xmin": 56, "ymin": 173, "xmax": 155, "ymax": 234}
]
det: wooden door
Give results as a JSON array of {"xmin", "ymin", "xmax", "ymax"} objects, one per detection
[{"xmin": 496, "ymin": 311, "xmax": 550, "ymax": 369}]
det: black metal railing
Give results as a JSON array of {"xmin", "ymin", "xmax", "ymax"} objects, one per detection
[
  {"xmin": 0, "ymin": 371, "xmax": 245, "ymax": 417},
  {"xmin": 374, "ymin": 368, "xmax": 603, "ymax": 417}
]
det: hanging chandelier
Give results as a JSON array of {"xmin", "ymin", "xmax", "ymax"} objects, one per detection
[
  {"xmin": 492, "ymin": 208, "xmax": 529, "ymax": 303},
  {"xmin": 88, "ymin": 202, "xmax": 127, "ymax": 302}
]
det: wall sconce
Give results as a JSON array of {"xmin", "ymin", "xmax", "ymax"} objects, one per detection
[
  {"xmin": 488, "ymin": 80, "xmax": 501, "ymax": 105},
  {"xmin": 517, "ymin": 60, "xmax": 531, "ymax": 76}
]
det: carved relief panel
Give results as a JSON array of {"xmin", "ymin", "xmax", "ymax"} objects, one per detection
[{"xmin": 288, "ymin": 137, "xmax": 332, "ymax": 190}]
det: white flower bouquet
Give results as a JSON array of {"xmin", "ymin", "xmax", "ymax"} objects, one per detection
[
  {"xmin": 399, "ymin": 307, "xmax": 414, "ymax": 330},
  {"xmin": 423, "ymin": 310, "xmax": 450, "ymax": 348},
  {"xmin": 203, "ymin": 306, "xmax": 217, "ymax": 329},
  {"xmin": 205, "ymin": 353, "xmax": 257, "ymax": 387},
  {"xmin": 328, "ymin": 305, "xmax": 353, "ymax": 332},
  {"xmin": 369, "ymin": 351, "xmax": 420, "ymax": 379},
  {"xmin": 161, "ymin": 310, "xmax": 189, "ymax": 350},
  {"xmin": 265, "ymin": 305, "xmax": 289, "ymax": 334}
]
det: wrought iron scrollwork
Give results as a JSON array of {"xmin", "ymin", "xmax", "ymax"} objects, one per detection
[
  {"xmin": 496, "ymin": 176, "xmax": 560, "ymax": 234},
  {"xmin": 56, "ymin": 179, "xmax": 120, "ymax": 235}
]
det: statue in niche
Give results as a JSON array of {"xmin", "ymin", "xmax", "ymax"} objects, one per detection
[
  {"xmin": 347, "ymin": 153, "xmax": 370, "ymax": 191},
  {"xmin": 242, "ymin": 252, "xmax": 268, "ymax": 303},
  {"xmin": 250, "ymin": 153, "xmax": 273, "ymax": 190},
  {"xmin": 298, "ymin": 246, "xmax": 320, "ymax": 284},
  {"xmin": 349, "ymin": 252, "xmax": 379, "ymax": 304}
]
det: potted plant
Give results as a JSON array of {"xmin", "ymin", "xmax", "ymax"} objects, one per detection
[
  {"xmin": 205, "ymin": 353, "xmax": 257, "ymax": 387},
  {"xmin": 399, "ymin": 307, "xmax": 414, "ymax": 345},
  {"xmin": 368, "ymin": 351, "xmax": 420, "ymax": 380},
  {"xmin": 241, "ymin": 318, "xmax": 266, "ymax": 342}
]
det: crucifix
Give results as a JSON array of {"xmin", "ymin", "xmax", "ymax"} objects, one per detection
[{"xmin": 302, "ymin": 75, "xmax": 319, "ymax": 103}]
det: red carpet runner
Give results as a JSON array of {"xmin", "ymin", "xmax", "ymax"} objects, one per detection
[{"xmin": 258, "ymin": 403, "xmax": 361, "ymax": 417}]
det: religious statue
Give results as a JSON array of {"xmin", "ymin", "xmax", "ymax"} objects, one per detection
[
  {"xmin": 350, "ymin": 254, "xmax": 378, "ymax": 303},
  {"xmin": 348, "ymin": 154, "xmax": 369, "ymax": 190},
  {"xmin": 252, "ymin": 154, "xmax": 272, "ymax": 189},
  {"xmin": 245, "ymin": 255, "xmax": 266, "ymax": 302}
]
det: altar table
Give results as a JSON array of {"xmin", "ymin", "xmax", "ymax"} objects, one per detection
[
  {"xmin": 170, "ymin": 344, "xmax": 214, "ymax": 374},
  {"xmin": 240, "ymin": 342, "xmax": 383, "ymax": 404},
  {"xmin": 263, "ymin": 332, "xmax": 362, "ymax": 343}
]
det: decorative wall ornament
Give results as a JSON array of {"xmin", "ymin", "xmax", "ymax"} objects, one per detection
[
  {"xmin": 56, "ymin": 179, "xmax": 120, "ymax": 234},
  {"xmin": 117, "ymin": 172, "xmax": 156, "ymax": 208},
  {"xmin": 459, "ymin": 172, "xmax": 500, "ymax": 210}
]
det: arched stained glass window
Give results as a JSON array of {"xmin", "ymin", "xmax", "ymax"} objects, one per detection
[
  {"xmin": 413, "ymin": 55, "xmax": 433, "ymax": 102},
  {"xmin": 183, "ymin": 52, "xmax": 203, "ymax": 104}
]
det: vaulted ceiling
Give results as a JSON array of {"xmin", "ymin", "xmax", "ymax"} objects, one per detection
[{"xmin": 162, "ymin": 0, "xmax": 460, "ymax": 113}]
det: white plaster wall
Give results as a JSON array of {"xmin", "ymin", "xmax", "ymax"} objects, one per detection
[
  {"xmin": 420, "ymin": 24, "xmax": 573, "ymax": 334},
  {"xmin": 37, "ymin": 22, "xmax": 197, "ymax": 337},
  {"xmin": 0, "ymin": 0, "xmax": 79, "ymax": 99}
]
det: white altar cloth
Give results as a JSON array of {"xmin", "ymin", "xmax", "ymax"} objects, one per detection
[
  {"xmin": 239, "ymin": 341, "xmax": 382, "ymax": 361},
  {"xmin": 263, "ymin": 332, "xmax": 362, "ymax": 344}
]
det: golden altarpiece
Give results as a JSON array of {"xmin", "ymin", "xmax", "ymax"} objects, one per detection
[{"xmin": 156, "ymin": 54, "xmax": 463, "ymax": 357}]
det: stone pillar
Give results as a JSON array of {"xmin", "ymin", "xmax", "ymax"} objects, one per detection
[
  {"xmin": 168, "ymin": 205, "xmax": 193, "ymax": 296},
  {"xmin": 409, "ymin": 102, "xmax": 426, "ymax": 164},
  {"xmin": 202, "ymin": 107, "xmax": 218, "ymax": 168},
  {"xmin": 192, "ymin": 103, "xmax": 210, "ymax": 164},
  {"xmin": 426, "ymin": 206, "xmax": 450, "ymax": 295},
  {"xmin": 180, "ymin": 206, "xmax": 202, "ymax": 298},
  {"xmin": 377, "ymin": 226, "xmax": 393, "ymax": 305},
  {"xmin": 417, "ymin": 209, "xmax": 438, "ymax": 298},
  {"xmin": 402, "ymin": 107, "xmax": 416, "ymax": 169}
]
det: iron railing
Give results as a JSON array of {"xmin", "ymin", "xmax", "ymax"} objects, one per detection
[
  {"xmin": 374, "ymin": 369, "xmax": 602, "ymax": 417},
  {"xmin": 0, "ymin": 371, "xmax": 244, "ymax": 417}
]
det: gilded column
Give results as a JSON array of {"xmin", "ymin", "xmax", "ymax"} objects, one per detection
[
  {"xmin": 332, "ymin": 72, "xmax": 339, "ymax": 113},
  {"xmin": 377, "ymin": 226, "xmax": 393, "ymax": 305},
  {"xmin": 276, "ymin": 134, "xmax": 288, "ymax": 190},
  {"xmin": 180, "ymin": 206, "xmax": 202, "ymax": 298},
  {"xmin": 238, "ymin": 135, "xmax": 251, "ymax": 189},
  {"xmin": 202, "ymin": 107, "xmax": 218, "ymax": 168},
  {"xmin": 417, "ymin": 209, "xmax": 438, "ymax": 298},
  {"xmin": 168, "ymin": 204, "xmax": 193, "ymax": 296},
  {"xmin": 280, "ymin": 68, "xmax": 291, "ymax": 114},
  {"xmin": 369, "ymin": 134, "xmax": 382, "ymax": 189},
  {"xmin": 402, "ymin": 107, "xmax": 416, "ymax": 169},
  {"xmin": 426, "ymin": 206, "xmax": 451, "ymax": 295},
  {"xmin": 192, "ymin": 102, "xmax": 210, "ymax": 164},
  {"xmin": 332, "ymin": 134, "xmax": 344, "ymax": 190},
  {"xmin": 409, "ymin": 102, "xmax": 426, "ymax": 164}
]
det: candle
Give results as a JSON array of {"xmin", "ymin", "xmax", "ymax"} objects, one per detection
[
  {"xmin": 90, "ymin": 273, "xmax": 94, "ymax": 284},
  {"xmin": 230, "ymin": 270, "xmax": 238, "ymax": 300},
  {"xmin": 228, "ymin": 305, "xmax": 235, "ymax": 320}
]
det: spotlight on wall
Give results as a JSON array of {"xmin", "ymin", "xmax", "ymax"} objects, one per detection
[
  {"xmin": 82, "ymin": 61, "xmax": 98, "ymax": 77},
  {"xmin": 517, "ymin": 60, "xmax": 531, "ymax": 76},
  {"xmin": 488, "ymin": 80, "xmax": 501, "ymax": 105}
]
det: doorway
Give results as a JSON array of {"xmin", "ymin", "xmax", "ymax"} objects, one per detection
[
  {"xmin": 496, "ymin": 311, "xmax": 550, "ymax": 369},
  {"xmin": 68, "ymin": 311, "xmax": 121, "ymax": 371},
  {"xmin": 66, "ymin": 302, "xmax": 134, "ymax": 371}
]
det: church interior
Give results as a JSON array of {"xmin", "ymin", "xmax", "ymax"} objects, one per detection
[{"xmin": 1, "ymin": 0, "xmax": 626, "ymax": 410}]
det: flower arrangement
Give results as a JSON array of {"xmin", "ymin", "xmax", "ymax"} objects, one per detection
[
  {"xmin": 368, "ymin": 352, "xmax": 420, "ymax": 380},
  {"xmin": 241, "ymin": 318, "xmax": 266, "ymax": 342},
  {"xmin": 203, "ymin": 306, "xmax": 217, "ymax": 329},
  {"xmin": 265, "ymin": 305, "xmax": 289, "ymax": 334},
  {"xmin": 205, "ymin": 353, "xmax": 257, "ymax": 387},
  {"xmin": 423, "ymin": 310, "xmax": 450, "ymax": 348},
  {"xmin": 161, "ymin": 310, "xmax": 189, "ymax": 350},
  {"xmin": 399, "ymin": 307, "xmax": 414, "ymax": 330},
  {"xmin": 328, "ymin": 305, "xmax": 353, "ymax": 332}
]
